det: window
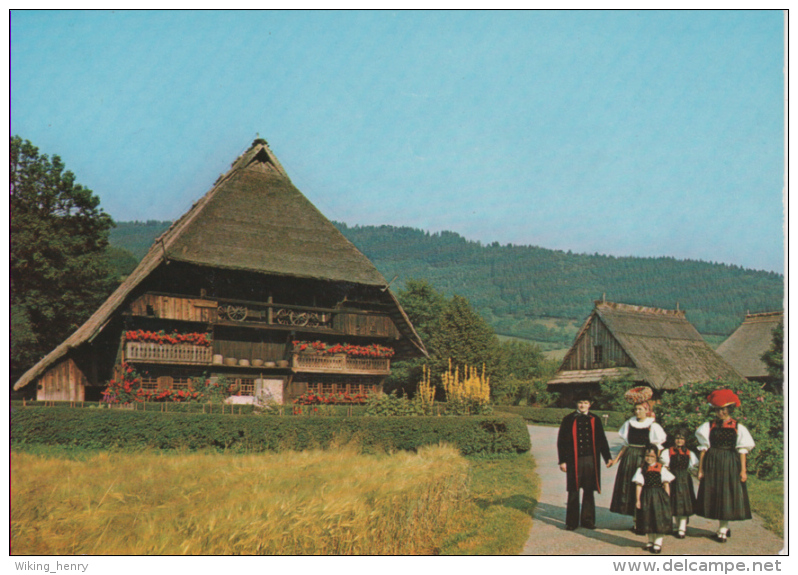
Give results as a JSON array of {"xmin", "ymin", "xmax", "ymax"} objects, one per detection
[
  {"xmin": 237, "ymin": 378, "xmax": 255, "ymax": 395},
  {"xmin": 593, "ymin": 345, "xmax": 603, "ymax": 364},
  {"xmin": 140, "ymin": 376, "xmax": 159, "ymax": 390},
  {"xmin": 172, "ymin": 377, "xmax": 191, "ymax": 390}
]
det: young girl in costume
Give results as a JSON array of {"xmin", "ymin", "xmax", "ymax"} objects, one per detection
[
  {"xmin": 695, "ymin": 389, "xmax": 755, "ymax": 543},
  {"xmin": 661, "ymin": 427, "xmax": 699, "ymax": 538},
  {"xmin": 633, "ymin": 444, "xmax": 675, "ymax": 554},
  {"xmin": 609, "ymin": 387, "xmax": 667, "ymax": 528}
]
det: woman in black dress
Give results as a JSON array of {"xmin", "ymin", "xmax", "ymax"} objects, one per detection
[
  {"xmin": 609, "ymin": 387, "xmax": 667, "ymax": 528},
  {"xmin": 695, "ymin": 389, "xmax": 755, "ymax": 543},
  {"xmin": 633, "ymin": 444, "xmax": 674, "ymax": 554}
]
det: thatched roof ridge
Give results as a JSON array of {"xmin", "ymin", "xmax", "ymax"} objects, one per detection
[
  {"xmin": 552, "ymin": 300, "xmax": 744, "ymax": 391},
  {"xmin": 14, "ymin": 139, "xmax": 425, "ymax": 390},
  {"xmin": 716, "ymin": 311, "xmax": 783, "ymax": 379},
  {"xmin": 594, "ymin": 301, "xmax": 743, "ymax": 390}
]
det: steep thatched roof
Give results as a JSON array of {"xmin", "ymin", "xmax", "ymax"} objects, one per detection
[
  {"xmin": 14, "ymin": 140, "xmax": 427, "ymax": 390},
  {"xmin": 716, "ymin": 311, "xmax": 783, "ymax": 379},
  {"xmin": 550, "ymin": 301, "xmax": 744, "ymax": 390}
]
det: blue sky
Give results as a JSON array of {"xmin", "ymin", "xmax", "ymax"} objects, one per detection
[{"xmin": 10, "ymin": 10, "xmax": 785, "ymax": 273}]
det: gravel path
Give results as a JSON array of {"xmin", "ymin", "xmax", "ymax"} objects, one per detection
[{"xmin": 521, "ymin": 424, "xmax": 785, "ymax": 555}]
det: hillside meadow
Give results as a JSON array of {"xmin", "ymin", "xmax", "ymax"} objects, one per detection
[{"xmin": 10, "ymin": 445, "xmax": 539, "ymax": 555}]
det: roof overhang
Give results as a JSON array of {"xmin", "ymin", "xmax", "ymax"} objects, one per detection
[{"xmin": 547, "ymin": 367, "xmax": 641, "ymax": 386}]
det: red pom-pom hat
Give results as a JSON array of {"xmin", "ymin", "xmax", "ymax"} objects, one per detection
[{"xmin": 707, "ymin": 389, "xmax": 741, "ymax": 408}]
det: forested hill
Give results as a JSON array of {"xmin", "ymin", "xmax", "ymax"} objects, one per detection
[
  {"xmin": 109, "ymin": 221, "xmax": 783, "ymax": 346},
  {"xmin": 332, "ymin": 223, "xmax": 783, "ymax": 343}
]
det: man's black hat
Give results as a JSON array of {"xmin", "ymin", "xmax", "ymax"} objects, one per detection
[{"xmin": 573, "ymin": 390, "xmax": 594, "ymax": 403}]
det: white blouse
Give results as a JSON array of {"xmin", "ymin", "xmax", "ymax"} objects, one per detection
[
  {"xmin": 660, "ymin": 448, "xmax": 699, "ymax": 470},
  {"xmin": 618, "ymin": 417, "xmax": 667, "ymax": 450},
  {"xmin": 695, "ymin": 421, "xmax": 755, "ymax": 454},
  {"xmin": 632, "ymin": 466, "xmax": 676, "ymax": 485}
]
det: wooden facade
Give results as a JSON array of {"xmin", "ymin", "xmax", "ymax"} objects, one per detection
[
  {"xmin": 560, "ymin": 316, "xmax": 634, "ymax": 371},
  {"xmin": 36, "ymin": 358, "xmax": 87, "ymax": 402}
]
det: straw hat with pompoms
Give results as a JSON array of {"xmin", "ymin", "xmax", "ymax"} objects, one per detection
[{"xmin": 624, "ymin": 386, "xmax": 653, "ymax": 405}]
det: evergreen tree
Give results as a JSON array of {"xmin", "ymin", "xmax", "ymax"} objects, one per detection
[
  {"xmin": 384, "ymin": 278, "xmax": 447, "ymax": 396},
  {"xmin": 429, "ymin": 294, "xmax": 502, "ymax": 392},
  {"xmin": 761, "ymin": 320, "xmax": 784, "ymax": 388},
  {"xmin": 10, "ymin": 136, "xmax": 116, "ymax": 382}
]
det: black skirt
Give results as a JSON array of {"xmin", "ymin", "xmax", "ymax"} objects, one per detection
[
  {"xmin": 696, "ymin": 448, "xmax": 752, "ymax": 521},
  {"xmin": 636, "ymin": 486, "xmax": 673, "ymax": 534},
  {"xmin": 610, "ymin": 445, "xmax": 645, "ymax": 516},
  {"xmin": 669, "ymin": 468, "xmax": 697, "ymax": 517}
]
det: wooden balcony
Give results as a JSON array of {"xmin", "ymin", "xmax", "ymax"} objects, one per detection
[
  {"xmin": 291, "ymin": 353, "xmax": 390, "ymax": 375},
  {"xmin": 125, "ymin": 342, "xmax": 213, "ymax": 365},
  {"xmin": 128, "ymin": 291, "xmax": 400, "ymax": 338}
]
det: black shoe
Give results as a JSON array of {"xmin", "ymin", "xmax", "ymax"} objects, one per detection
[
  {"xmin": 715, "ymin": 532, "xmax": 727, "ymax": 543},
  {"xmin": 675, "ymin": 531, "xmax": 685, "ymax": 539},
  {"xmin": 582, "ymin": 524, "xmax": 596, "ymax": 530},
  {"xmin": 643, "ymin": 543, "xmax": 653, "ymax": 551},
  {"xmin": 565, "ymin": 525, "xmax": 578, "ymax": 531},
  {"xmin": 726, "ymin": 529, "xmax": 731, "ymax": 539},
  {"xmin": 651, "ymin": 545, "xmax": 662, "ymax": 554}
]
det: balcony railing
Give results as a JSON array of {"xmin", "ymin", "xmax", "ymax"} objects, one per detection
[
  {"xmin": 125, "ymin": 342, "xmax": 213, "ymax": 365},
  {"xmin": 292, "ymin": 353, "xmax": 390, "ymax": 375}
]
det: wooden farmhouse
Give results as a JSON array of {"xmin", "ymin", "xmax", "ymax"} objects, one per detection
[
  {"xmin": 716, "ymin": 311, "xmax": 783, "ymax": 386},
  {"xmin": 548, "ymin": 300, "xmax": 744, "ymax": 398},
  {"xmin": 13, "ymin": 139, "xmax": 428, "ymax": 403}
]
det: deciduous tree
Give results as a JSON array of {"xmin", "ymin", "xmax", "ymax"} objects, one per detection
[{"xmin": 10, "ymin": 136, "xmax": 116, "ymax": 382}]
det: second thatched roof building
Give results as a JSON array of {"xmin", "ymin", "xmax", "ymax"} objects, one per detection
[{"xmin": 548, "ymin": 300, "xmax": 744, "ymax": 395}]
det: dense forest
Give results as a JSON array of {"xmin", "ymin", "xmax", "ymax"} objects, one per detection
[{"xmin": 109, "ymin": 221, "xmax": 784, "ymax": 348}]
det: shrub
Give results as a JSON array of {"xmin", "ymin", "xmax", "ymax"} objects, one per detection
[
  {"xmin": 10, "ymin": 409, "xmax": 531, "ymax": 456},
  {"xmin": 365, "ymin": 392, "xmax": 424, "ymax": 416},
  {"xmin": 595, "ymin": 377, "xmax": 637, "ymax": 411},
  {"xmin": 655, "ymin": 379, "xmax": 783, "ymax": 479}
]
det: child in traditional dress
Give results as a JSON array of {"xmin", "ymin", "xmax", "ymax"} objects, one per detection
[
  {"xmin": 695, "ymin": 389, "xmax": 755, "ymax": 543},
  {"xmin": 634, "ymin": 444, "xmax": 675, "ymax": 554},
  {"xmin": 661, "ymin": 427, "xmax": 698, "ymax": 538},
  {"xmin": 609, "ymin": 386, "xmax": 667, "ymax": 530}
]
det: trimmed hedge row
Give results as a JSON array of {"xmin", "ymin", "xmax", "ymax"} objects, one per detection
[
  {"xmin": 10, "ymin": 409, "xmax": 531, "ymax": 456},
  {"xmin": 493, "ymin": 406, "xmax": 627, "ymax": 430}
]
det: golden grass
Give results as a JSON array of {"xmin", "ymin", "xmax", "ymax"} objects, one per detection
[{"xmin": 11, "ymin": 444, "xmax": 469, "ymax": 555}]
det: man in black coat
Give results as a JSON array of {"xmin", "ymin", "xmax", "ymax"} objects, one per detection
[{"xmin": 557, "ymin": 393, "xmax": 612, "ymax": 530}]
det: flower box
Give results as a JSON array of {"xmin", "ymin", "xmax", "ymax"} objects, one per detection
[
  {"xmin": 125, "ymin": 342, "xmax": 213, "ymax": 365},
  {"xmin": 292, "ymin": 353, "xmax": 389, "ymax": 374}
]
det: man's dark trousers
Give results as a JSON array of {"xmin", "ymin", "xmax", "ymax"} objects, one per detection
[{"xmin": 566, "ymin": 454, "xmax": 597, "ymax": 529}]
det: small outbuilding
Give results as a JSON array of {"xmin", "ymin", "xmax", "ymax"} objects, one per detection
[
  {"xmin": 716, "ymin": 311, "xmax": 783, "ymax": 387},
  {"xmin": 548, "ymin": 300, "xmax": 744, "ymax": 399}
]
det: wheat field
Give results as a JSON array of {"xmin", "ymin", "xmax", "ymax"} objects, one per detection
[{"xmin": 11, "ymin": 444, "xmax": 469, "ymax": 555}]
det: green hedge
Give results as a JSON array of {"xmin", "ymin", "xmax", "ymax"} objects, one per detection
[
  {"xmin": 493, "ymin": 406, "xmax": 627, "ymax": 430},
  {"xmin": 10, "ymin": 409, "xmax": 531, "ymax": 456}
]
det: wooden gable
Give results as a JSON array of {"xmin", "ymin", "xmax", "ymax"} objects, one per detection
[{"xmin": 560, "ymin": 314, "xmax": 635, "ymax": 371}]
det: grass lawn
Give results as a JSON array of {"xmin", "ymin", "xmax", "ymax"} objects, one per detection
[
  {"xmin": 439, "ymin": 453, "xmax": 539, "ymax": 554},
  {"xmin": 746, "ymin": 477, "xmax": 784, "ymax": 538}
]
